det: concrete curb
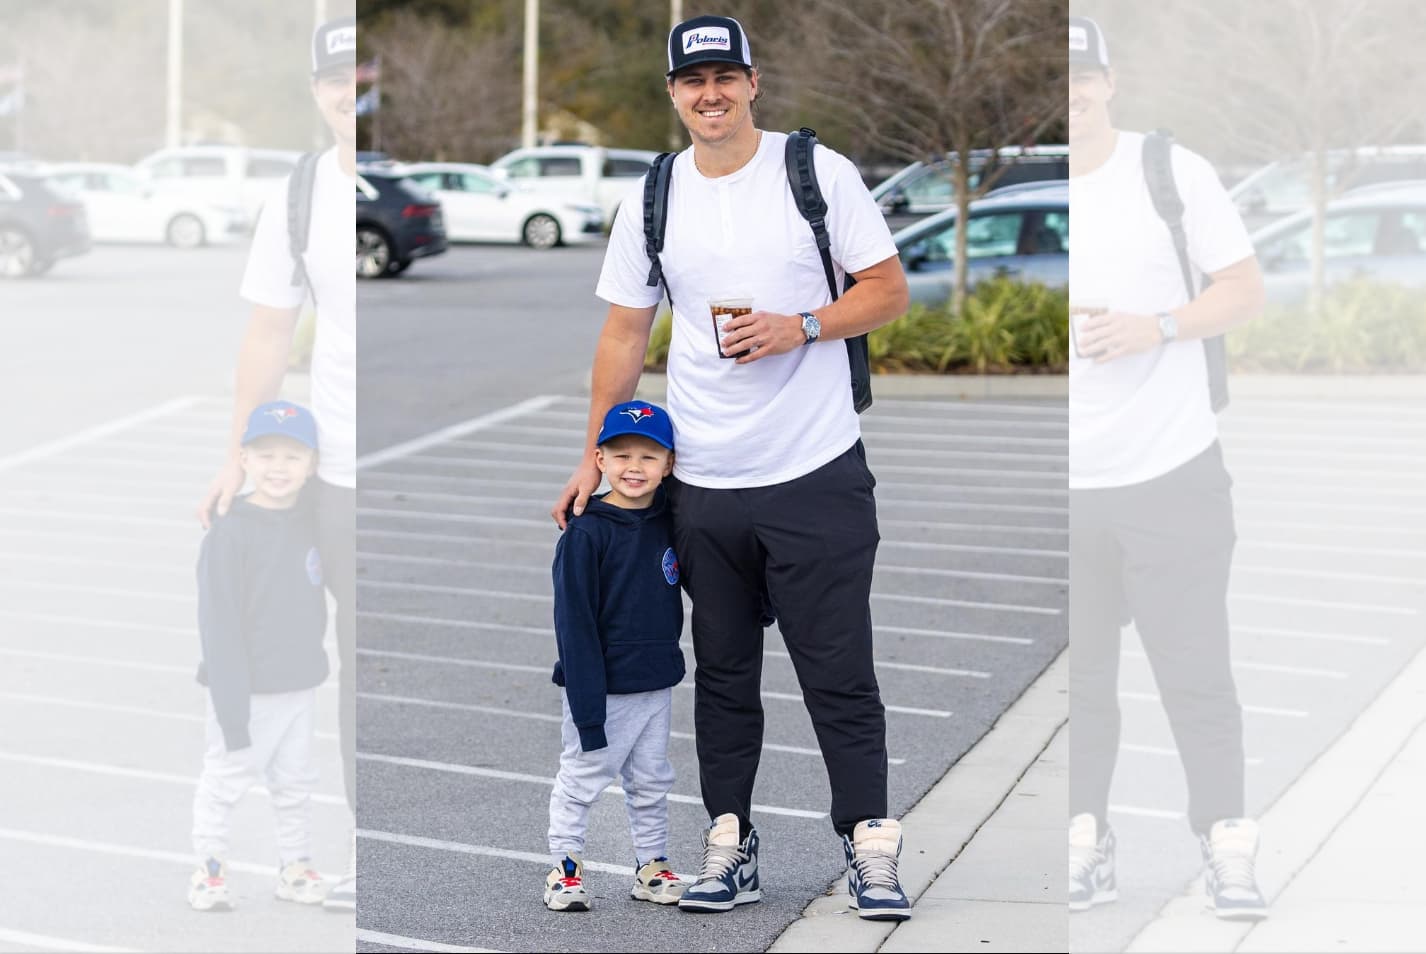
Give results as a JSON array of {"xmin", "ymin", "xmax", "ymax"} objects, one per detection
[
  {"xmin": 1125, "ymin": 640, "xmax": 1426, "ymax": 952},
  {"xmin": 767, "ymin": 649, "xmax": 1067, "ymax": 953}
]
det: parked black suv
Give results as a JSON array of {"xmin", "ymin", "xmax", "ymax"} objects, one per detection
[
  {"xmin": 0, "ymin": 170, "xmax": 91, "ymax": 277},
  {"xmin": 356, "ymin": 168, "xmax": 448, "ymax": 278}
]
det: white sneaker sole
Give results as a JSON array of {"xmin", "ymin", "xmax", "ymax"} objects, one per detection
[
  {"xmin": 1205, "ymin": 896, "xmax": 1267, "ymax": 920},
  {"xmin": 276, "ymin": 885, "xmax": 328, "ymax": 905},
  {"xmin": 545, "ymin": 890, "xmax": 590, "ymax": 912},
  {"xmin": 188, "ymin": 893, "xmax": 233, "ymax": 913},
  {"xmin": 678, "ymin": 888, "xmax": 761, "ymax": 912},
  {"xmin": 850, "ymin": 902, "xmax": 911, "ymax": 922},
  {"xmin": 631, "ymin": 884, "xmax": 687, "ymax": 904},
  {"xmin": 1069, "ymin": 887, "xmax": 1118, "ymax": 912}
]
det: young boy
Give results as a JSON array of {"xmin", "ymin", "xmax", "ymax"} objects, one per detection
[
  {"xmin": 545, "ymin": 400, "xmax": 689, "ymax": 912},
  {"xmin": 189, "ymin": 400, "xmax": 331, "ymax": 912}
]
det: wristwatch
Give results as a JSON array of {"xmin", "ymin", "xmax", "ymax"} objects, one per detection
[
  {"xmin": 1156, "ymin": 311, "xmax": 1179, "ymax": 343},
  {"xmin": 798, "ymin": 312, "xmax": 821, "ymax": 345}
]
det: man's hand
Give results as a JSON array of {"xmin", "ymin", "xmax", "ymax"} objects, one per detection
[
  {"xmin": 551, "ymin": 457, "xmax": 602, "ymax": 530},
  {"xmin": 721, "ymin": 311, "xmax": 808, "ymax": 364},
  {"xmin": 198, "ymin": 457, "xmax": 247, "ymax": 530},
  {"xmin": 1077, "ymin": 310, "xmax": 1166, "ymax": 363}
]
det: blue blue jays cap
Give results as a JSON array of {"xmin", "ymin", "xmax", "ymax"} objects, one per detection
[
  {"xmin": 597, "ymin": 400, "xmax": 675, "ymax": 451},
  {"xmin": 242, "ymin": 400, "xmax": 319, "ymax": 450}
]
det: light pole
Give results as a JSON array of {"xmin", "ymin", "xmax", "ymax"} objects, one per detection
[
  {"xmin": 165, "ymin": 0, "xmax": 183, "ymax": 148},
  {"xmin": 521, "ymin": 0, "xmax": 538, "ymax": 148}
]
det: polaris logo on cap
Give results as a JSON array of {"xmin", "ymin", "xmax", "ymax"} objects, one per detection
[
  {"xmin": 1069, "ymin": 25, "xmax": 1088, "ymax": 52},
  {"xmin": 327, "ymin": 26, "xmax": 356, "ymax": 55},
  {"xmin": 683, "ymin": 26, "xmax": 731, "ymax": 53}
]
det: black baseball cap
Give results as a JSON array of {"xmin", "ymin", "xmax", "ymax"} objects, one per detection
[
  {"xmin": 312, "ymin": 16, "xmax": 356, "ymax": 77},
  {"xmin": 667, "ymin": 15, "xmax": 753, "ymax": 78},
  {"xmin": 1069, "ymin": 16, "xmax": 1110, "ymax": 69}
]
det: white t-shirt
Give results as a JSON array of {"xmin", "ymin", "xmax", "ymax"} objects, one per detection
[
  {"xmin": 597, "ymin": 131, "xmax": 897, "ymax": 488},
  {"xmin": 239, "ymin": 147, "xmax": 356, "ymax": 488},
  {"xmin": 1068, "ymin": 130, "xmax": 1253, "ymax": 489}
]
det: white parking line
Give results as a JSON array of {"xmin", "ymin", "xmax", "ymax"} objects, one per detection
[
  {"xmin": 1122, "ymin": 651, "xmax": 1348, "ymax": 680},
  {"xmin": 358, "ymin": 552, "xmax": 546, "ymax": 573},
  {"xmin": 671, "ymin": 642, "xmax": 991, "ymax": 679},
  {"xmin": 12, "ymin": 456, "xmax": 216, "ymax": 474},
  {"xmin": 356, "ymin": 396, "xmax": 564, "ymax": 470},
  {"xmin": 0, "ymin": 552, "xmax": 191, "ymax": 573},
  {"xmin": 1239, "ymin": 518, "xmax": 1426, "ymax": 537},
  {"xmin": 876, "ymin": 624, "xmax": 1035, "ymax": 646},
  {"xmin": 1235, "ymin": 625, "xmax": 1390, "ymax": 647},
  {"xmin": 0, "ymin": 397, "xmax": 205, "ymax": 473},
  {"xmin": 357, "ymin": 507, "xmax": 551, "ymax": 530},
  {"xmin": 1229, "ymin": 592, "xmax": 1418, "ymax": 615},
  {"xmin": 881, "ymin": 539, "xmax": 1068, "ymax": 557},
  {"xmin": 359, "ymin": 528, "xmax": 552, "ymax": 549},
  {"xmin": 1241, "ymin": 539, "xmax": 1426, "ymax": 559},
  {"xmin": 1121, "ymin": 691, "xmax": 1308, "ymax": 718},
  {"xmin": 356, "ymin": 692, "xmax": 899, "ymax": 763},
  {"xmin": 0, "ymin": 611, "xmax": 192, "ymax": 636},
  {"xmin": 875, "ymin": 563, "xmax": 1068, "ymax": 584},
  {"xmin": 4, "ymin": 488, "xmax": 196, "ymax": 508},
  {"xmin": 0, "ymin": 507, "xmax": 194, "ymax": 528},
  {"xmin": 0, "ymin": 649, "xmax": 193, "ymax": 675},
  {"xmin": 0, "ymin": 751, "xmax": 347, "ymax": 806},
  {"xmin": 0, "ymin": 528, "xmax": 194, "ymax": 550},
  {"xmin": 355, "ymin": 929, "xmax": 502, "ymax": 954},
  {"xmin": 0, "ymin": 580, "xmax": 192, "ymax": 603},
  {"xmin": 1108, "ymin": 805, "xmax": 1184, "ymax": 821},
  {"xmin": 0, "ymin": 693, "xmax": 339, "ymax": 743},
  {"xmin": 373, "ymin": 457, "xmax": 576, "ymax": 475},
  {"xmin": 1233, "ymin": 563, "xmax": 1426, "ymax": 585},
  {"xmin": 879, "ymin": 519, "xmax": 1067, "ymax": 536},
  {"xmin": 356, "ymin": 580, "xmax": 548, "ymax": 602},
  {"xmin": 871, "ymin": 591, "xmax": 1061, "ymax": 615},
  {"xmin": 357, "ymin": 752, "xmax": 828, "ymax": 819},
  {"xmin": 870, "ymin": 463, "xmax": 1065, "ymax": 480},
  {"xmin": 0, "ymin": 928, "xmax": 141, "ymax": 954},
  {"xmin": 0, "ymin": 827, "xmax": 338, "ymax": 880},
  {"xmin": 358, "ymin": 828, "xmax": 633, "ymax": 876}
]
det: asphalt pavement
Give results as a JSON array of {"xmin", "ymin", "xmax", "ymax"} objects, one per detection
[
  {"xmin": 353, "ymin": 243, "xmax": 1069, "ymax": 953},
  {"xmin": 0, "ymin": 245, "xmax": 351, "ymax": 952}
]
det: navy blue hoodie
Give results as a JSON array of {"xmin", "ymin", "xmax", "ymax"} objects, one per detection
[{"xmin": 551, "ymin": 487, "xmax": 684, "ymax": 751}]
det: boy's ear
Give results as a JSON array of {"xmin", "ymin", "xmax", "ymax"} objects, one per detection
[
  {"xmin": 593, "ymin": 446, "xmax": 608, "ymax": 473},
  {"xmin": 663, "ymin": 451, "xmax": 675, "ymax": 476}
]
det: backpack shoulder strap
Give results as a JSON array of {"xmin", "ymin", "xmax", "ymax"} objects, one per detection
[
  {"xmin": 1143, "ymin": 129, "xmax": 1230, "ymax": 412},
  {"xmin": 1142, "ymin": 130, "xmax": 1194, "ymax": 299},
  {"xmin": 642, "ymin": 151, "xmax": 677, "ymax": 305},
  {"xmin": 287, "ymin": 151, "xmax": 322, "ymax": 304}
]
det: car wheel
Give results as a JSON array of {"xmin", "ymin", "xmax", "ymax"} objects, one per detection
[
  {"xmin": 0, "ymin": 228, "xmax": 36, "ymax": 278},
  {"xmin": 357, "ymin": 226, "xmax": 392, "ymax": 278},
  {"xmin": 166, "ymin": 213, "xmax": 206, "ymax": 248},
  {"xmin": 523, "ymin": 213, "xmax": 561, "ymax": 250},
  {"xmin": 388, "ymin": 259, "xmax": 411, "ymax": 274}
]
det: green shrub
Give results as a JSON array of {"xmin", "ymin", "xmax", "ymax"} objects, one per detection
[
  {"xmin": 1229, "ymin": 280, "xmax": 1426, "ymax": 373},
  {"xmin": 643, "ymin": 278, "xmax": 1069, "ymax": 373}
]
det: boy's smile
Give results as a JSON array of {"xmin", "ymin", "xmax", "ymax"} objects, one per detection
[
  {"xmin": 596, "ymin": 435, "xmax": 674, "ymax": 509},
  {"xmin": 241, "ymin": 435, "xmax": 317, "ymax": 509}
]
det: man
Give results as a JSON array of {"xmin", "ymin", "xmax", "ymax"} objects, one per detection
[
  {"xmin": 1066, "ymin": 15, "xmax": 1269, "ymax": 921},
  {"xmin": 197, "ymin": 14, "xmax": 357, "ymax": 912},
  {"xmin": 550, "ymin": 13, "xmax": 913, "ymax": 922}
]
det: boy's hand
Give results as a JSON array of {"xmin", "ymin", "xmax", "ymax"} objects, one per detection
[
  {"xmin": 198, "ymin": 457, "xmax": 246, "ymax": 529},
  {"xmin": 551, "ymin": 458, "xmax": 602, "ymax": 530}
]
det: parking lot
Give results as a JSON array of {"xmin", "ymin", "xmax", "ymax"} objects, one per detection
[
  {"xmin": 0, "ymin": 244, "xmax": 351, "ymax": 952},
  {"xmin": 353, "ymin": 243, "xmax": 1068, "ymax": 952}
]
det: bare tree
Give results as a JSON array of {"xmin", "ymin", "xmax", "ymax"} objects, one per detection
[
  {"xmin": 764, "ymin": 0, "xmax": 1066, "ymax": 315},
  {"xmin": 364, "ymin": 10, "xmax": 520, "ymax": 162}
]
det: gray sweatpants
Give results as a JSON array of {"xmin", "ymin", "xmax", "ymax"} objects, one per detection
[{"xmin": 547, "ymin": 687, "xmax": 675, "ymax": 868}]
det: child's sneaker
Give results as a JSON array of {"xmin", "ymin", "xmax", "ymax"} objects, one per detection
[
  {"xmin": 678, "ymin": 813, "xmax": 761, "ymax": 912},
  {"xmin": 842, "ymin": 818, "xmax": 912, "ymax": 920},
  {"xmin": 1200, "ymin": 818, "xmax": 1268, "ymax": 920},
  {"xmin": 545, "ymin": 854, "xmax": 590, "ymax": 912},
  {"xmin": 188, "ymin": 857, "xmax": 233, "ymax": 912},
  {"xmin": 1069, "ymin": 813, "xmax": 1117, "ymax": 911},
  {"xmin": 275, "ymin": 860, "xmax": 328, "ymax": 905},
  {"xmin": 631, "ymin": 856, "xmax": 688, "ymax": 904}
]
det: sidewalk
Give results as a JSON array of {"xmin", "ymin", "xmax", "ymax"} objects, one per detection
[
  {"xmin": 770, "ymin": 650, "xmax": 1067, "ymax": 954},
  {"xmin": 1128, "ymin": 639, "xmax": 1426, "ymax": 954}
]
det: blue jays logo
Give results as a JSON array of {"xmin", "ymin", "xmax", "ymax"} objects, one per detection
[
  {"xmin": 306, "ymin": 547, "xmax": 324, "ymax": 586},
  {"xmin": 661, "ymin": 547, "xmax": 679, "ymax": 585},
  {"xmin": 622, "ymin": 406, "xmax": 655, "ymax": 424},
  {"xmin": 267, "ymin": 407, "xmax": 298, "ymax": 425}
]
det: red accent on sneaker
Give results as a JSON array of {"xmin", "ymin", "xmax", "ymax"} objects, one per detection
[
  {"xmin": 657, "ymin": 869, "xmax": 680, "ymax": 882},
  {"xmin": 204, "ymin": 878, "xmax": 224, "ymax": 887},
  {"xmin": 557, "ymin": 877, "xmax": 583, "ymax": 889}
]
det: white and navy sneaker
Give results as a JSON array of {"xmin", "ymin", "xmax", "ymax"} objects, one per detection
[
  {"xmin": 544, "ymin": 854, "xmax": 590, "ymax": 912},
  {"xmin": 631, "ymin": 856, "xmax": 689, "ymax": 904},
  {"xmin": 677, "ymin": 813, "xmax": 761, "ymax": 912},
  {"xmin": 1068, "ymin": 813, "xmax": 1117, "ymax": 912},
  {"xmin": 843, "ymin": 818, "xmax": 912, "ymax": 921},
  {"xmin": 1200, "ymin": 818, "xmax": 1268, "ymax": 920}
]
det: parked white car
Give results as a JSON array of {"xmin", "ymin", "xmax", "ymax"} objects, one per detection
[
  {"xmin": 486, "ymin": 145, "xmax": 657, "ymax": 228},
  {"xmin": 44, "ymin": 163, "xmax": 247, "ymax": 247},
  {"xmin": 133, "ymin": 145, "xmax": 301, "ymax": 225},
  {"xmin": 398, "ymin": 162, "xmax": 603, "ymax": 249}
]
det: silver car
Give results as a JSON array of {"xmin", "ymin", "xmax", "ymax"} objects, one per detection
[{"xmin": 893, "ymin": 182, "xmax": 1068, "ymax": 308}]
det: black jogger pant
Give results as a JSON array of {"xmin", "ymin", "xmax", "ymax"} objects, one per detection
[
  {"xmin": 1069, "ymin": 441, "xmax": 1245, "ymax": 836},
  {"xmin": 317, "ymin": 480, "xmax": 356, "ymax": 813},
  {"xmin": 667, "ymin": 441, "xmax": 887, "ymax": 838}
]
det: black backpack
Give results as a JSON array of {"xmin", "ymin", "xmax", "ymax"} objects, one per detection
[
  {"xmin": 286, "ymin": 150, "xmax": 323, "ymax": 304},
  {"xmin": 1142, "ymin": 130, "xmax": 1229, "ymax": 412},
  {"xmin": 643, "ymin": 127, "xmax": 873, "ymax": 413}
]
